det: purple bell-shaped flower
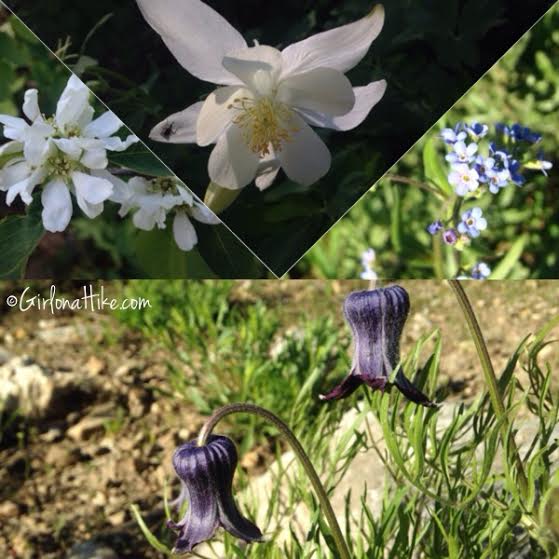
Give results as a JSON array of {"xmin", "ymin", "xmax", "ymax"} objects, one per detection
[
  {"xmin": 320, "ymin": 286, "xmax": 437, "ymax": 408},
  {"xmin": 169, "ymin": 435, "xmax": 263, "ymax": 553}
]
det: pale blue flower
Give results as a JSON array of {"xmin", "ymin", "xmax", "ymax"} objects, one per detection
[
  {"xmin": 441, "ymin": 124, "xmax": 466, "ymax": 145},
  {"xmin": 471, "ymin": 262, "xmax": 491, "ymax": 280},
  {"xmin": 446, "ymin": 141, "xmax": 478, "ymax": 165},
  {"xmin": 448, "ymin": 164, "xmax": 480, "ymax": 196},
  {"xmin": 427, "ymin": 221, "xmax": 443, "ymax": 235},
  {"xmin": 457, "ymin": 207, "xmax": 487, "ymax": 238},
  {"xmin": 486, "ymin": 167, "xmax": 511, "ymax": 194}
]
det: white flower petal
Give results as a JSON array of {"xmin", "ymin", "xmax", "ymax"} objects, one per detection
[
  {"xmin": 0, "ymin": 115, "xmax": 29, "ymax": 141},
  {"xmin": 56, "ymin": 74, "xmax": 91, "ymax": 130},
  {"xmin": 197, "ymin": 86, "xmax": 245, "ymax": 147},
  {"xmin": 94, "ymin": 170, "xmax": 131, "ymax": 205},
  {"xmin": 277, "ymin": 68, "xmax": 355, "ymax": 117},
  {"xmin": 0, "ymin": 141, "xmax": 23, "ymax": 157},
  {"xmin": 71, "ymin": 171, "xmax": 113, "ymax": 219},
  {"xmin": 281, "ymin": 4, "xmax": 385, "ymax": 77},
  {"xmin": 5, "ymin": 166, "xmax": 46, "ymax": 205},
  {"xmin": 255, "ymin": 153, "xmax": 280, "ymax": 191},
  {"xmin": 23, "ymin": 89, "xmax": 41, "ymax": 122},
  {"xmin": 176, "ymin": 185, "xmax": 194, "ymax": 206},
  {"xmin": 173, "ymin": 211, "xmax": 198, "ymax": 251},
  {"xmin": 298, "ymin": 80, "xmax": 387, "ymax": 131},
  {"xmin": 222, "ymin": 46, "xmax": 283, "ymax": 93},
  {"xmin": 102, "ymin": 135, "xmax": 139, "ymax": 152},
  {"xmin": 81, "ymin": 147, "xmax": 108, "ymax": 170},
  {"xmin": 136, "ymin": 0, "xmax": 247, "ymax": 85},
  {"xmin": 208, "ymin": 125, "xmax": 260, "ymax": 190},
  {"xmin": 23, "ymin": 124, "xmax": 55, "ymax": 165},
  {"xmin": 190, "ymin": 202, "xmax": 221, "ymax": 225},
  {"xmin": 84, "ymin": 111, "xmax": 123, "ymax": 138},
  {"xmin": 41, "ymin": 179, "xmax": 73, "ymax": 232},
  {"xmin": 150, "ymin": 102, "xmax": 204, "ymax": 144},
  {"xmin": 54, "ymin": 138, "xmax": 83, "ymax": 160},
  {"xmin": 133, "ymin": 206, "xmax": 166, "ymax": 231},
  {"xmin": 277, "ymin": 114, "xmax": 331, "ymax": 186},
  {"xmin": 0, "ymin": 160, "xmax": 29, "ymax": 189}
]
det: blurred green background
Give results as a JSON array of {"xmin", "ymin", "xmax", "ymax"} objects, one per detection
[
  {"xmin": 298, "ymin": 4, "xmax": 559, "ymax": 279},
  {"xmin": 0, "ymin": 9, "xmax": 267, "ymax": 279},
  {"xmin": 3, "ymin": 0, "xmax": 557, "ymax": 275}
]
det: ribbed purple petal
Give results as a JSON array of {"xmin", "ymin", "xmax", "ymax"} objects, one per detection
[
  {"xmin": 209, "ymin": 437, "xmax": 263, "ymax": 542},
  {"xmin": 319, "ymin": 370, "xmax": 363, "ymax": 401},
  {"xmin": 171, "ymin": 440, "xmax": 220, "ymax": 552},
  {"xmin": 394, "ymin": 370, "xmax": 438, "ymax": 408}
]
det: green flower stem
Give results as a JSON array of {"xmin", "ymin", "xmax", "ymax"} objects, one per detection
[
  {"xmin": 448, "ymin": 280, "xmax": 529, "ymax": 498},
  {"xmin": 433, "ymin": 236, "xmax": 444, "ymax": 280},
  {"xmin": 198, "ymin": 403, "xmax": 352, "ymax": 559}
]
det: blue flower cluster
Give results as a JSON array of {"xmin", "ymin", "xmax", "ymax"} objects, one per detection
[
  {"xmin": 424, "ymin": 121, "xmax": 553, "ymax": 278},
  {"xmin": 427, "ymin": 206, "xmax": 487, "ymax": 247},
  {"xmin": 441, "ymin": 122, "xmax": 552, "ymax": 197}
]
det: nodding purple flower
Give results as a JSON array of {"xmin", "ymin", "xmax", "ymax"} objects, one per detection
[
  {"xmin": 320, "ymin": 287, "xmax": 437, "ymax": 408},
  {"xmin": 169, "ymin": 435, "xmax": 262, "ymax": 554},
  {"xmin": 443, "ymin": 228, "xmax": 459, "ymax": 246}
]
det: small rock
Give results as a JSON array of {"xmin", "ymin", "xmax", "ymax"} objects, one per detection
[
  {"xmin": 108, "ymin": 510, "xmax": 126, "ymax": 526},
  {"xmin": 0, "ymin": 356, "xmax": 53, "ymax": 418},
  {"xmin": 0, "ymin": 346, "xmax": 11, "ymax": 365},
  {"xmin": 40, "ymin": 427, "xmax": 64, "ymax": 443},
  {"xmin": 45, "ymin": 445, "xmax": 79, "ymax": 468},
  {"xmin": 67, "ymin": 416, "xmax": 107, "ymax": 442},
  {"xmin": 85, "ymin": 356, "xmax": 106, "ymax": 376},
  {"xmin": 67, "ymin": 541, "xmax": 118, "ymax": 559},
  {"xmin": 0, "ymin": 500, "xmax": 19, "ymax": 518}
]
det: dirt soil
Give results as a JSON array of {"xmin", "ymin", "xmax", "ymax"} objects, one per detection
[{"xmin": 0, "ymin": 280, "xmax": 557, "ymax": 559}]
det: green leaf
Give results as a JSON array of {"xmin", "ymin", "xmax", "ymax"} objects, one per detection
[
  {"xmin": 196, "ymin": 224, "xmax": 265, "ymax": 279},
  {"xmin": 0, "ymin": 205, "xmax": 44, "ymax": 279},
  {"xmin": 423, "ymin": 136, "xmax": 453, "ymax": 197},
  {"xmin": 490, "ymin": 235, "xmax": 528, "ymax": 279},
  {"xmin": 133, "ymin": 228, "xmax": 218, "ymax": 278},
  {"xmin": 129, "ymin": 505, "xmax": 172, "ymax": 555},
  {"xmin": 108, "ymin": 144, "xmax": 170, "ymax": 177}
]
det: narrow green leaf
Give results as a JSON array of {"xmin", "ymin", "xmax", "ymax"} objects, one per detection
[
  {"xmin": 423, "ymin": 136, "xmax": 453, "ymax": 197},
  {"xmin": 491, "ymin": 235, "xmax": 528, "ymax": 279}
]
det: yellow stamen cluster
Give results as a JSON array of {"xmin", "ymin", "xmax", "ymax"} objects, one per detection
[
  {"xmin": 149, "ymin": 177, "xmax": 179, "ymax": 194},
  {"xmin": 46, "ymin": 154, "xmax": 77, "ymax": 180},
  {"xmin": 229, "ymin": 97, "xmax": 299, "ymax": 157}
]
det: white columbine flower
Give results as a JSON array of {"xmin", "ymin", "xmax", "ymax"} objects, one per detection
[
  {"xmin": 0, "ymin": 75, "xmax": 138, "ymax": 232},
  {"xmin": 108, "ymin": 173, "xmax": 220, "ymax": 252},
  {"xmin": 138, "ymin": 0, "xmax": 387, "ymax": 191}
]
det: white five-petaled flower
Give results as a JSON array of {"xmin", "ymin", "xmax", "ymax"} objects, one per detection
[
  {"xmin": 138, "ymin": 0, "xmax": 387, "ymax": 191},
  {"xmin": 448, "ymin": 164, "xmax": 480, "ymax": 197},
  {"xmin": 0, "ymin": 75, "xmax": 138, "ymax": 232},
  {"xmin": 108, "ymin": 173, "xmax": 220, "ymax": 252}
]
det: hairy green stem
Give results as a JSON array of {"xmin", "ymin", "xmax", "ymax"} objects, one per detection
[
  {"xmin": 448, "ymin": 280, "xmax": 529, "ymax": 498},
  {"xmin": 433, "ymin": 236, "xmax": 444, "ymax": 280},
  {"xmin": 198, "ymin": 403, "xmax": 352, "ymax": 559}
]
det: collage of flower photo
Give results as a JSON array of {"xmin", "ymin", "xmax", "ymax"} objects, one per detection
[{"xmin": 0, "ymin": 1, "xmax": 558, "ymax": 559}]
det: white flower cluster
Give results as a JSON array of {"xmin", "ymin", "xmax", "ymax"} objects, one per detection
[
  {"xmin": 109, "ymin": 173, "xmax": 220, "ymax": 251},
  {"xmin": 0, "ymin": 75, "xmax": 219, "ymax": 252}
]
